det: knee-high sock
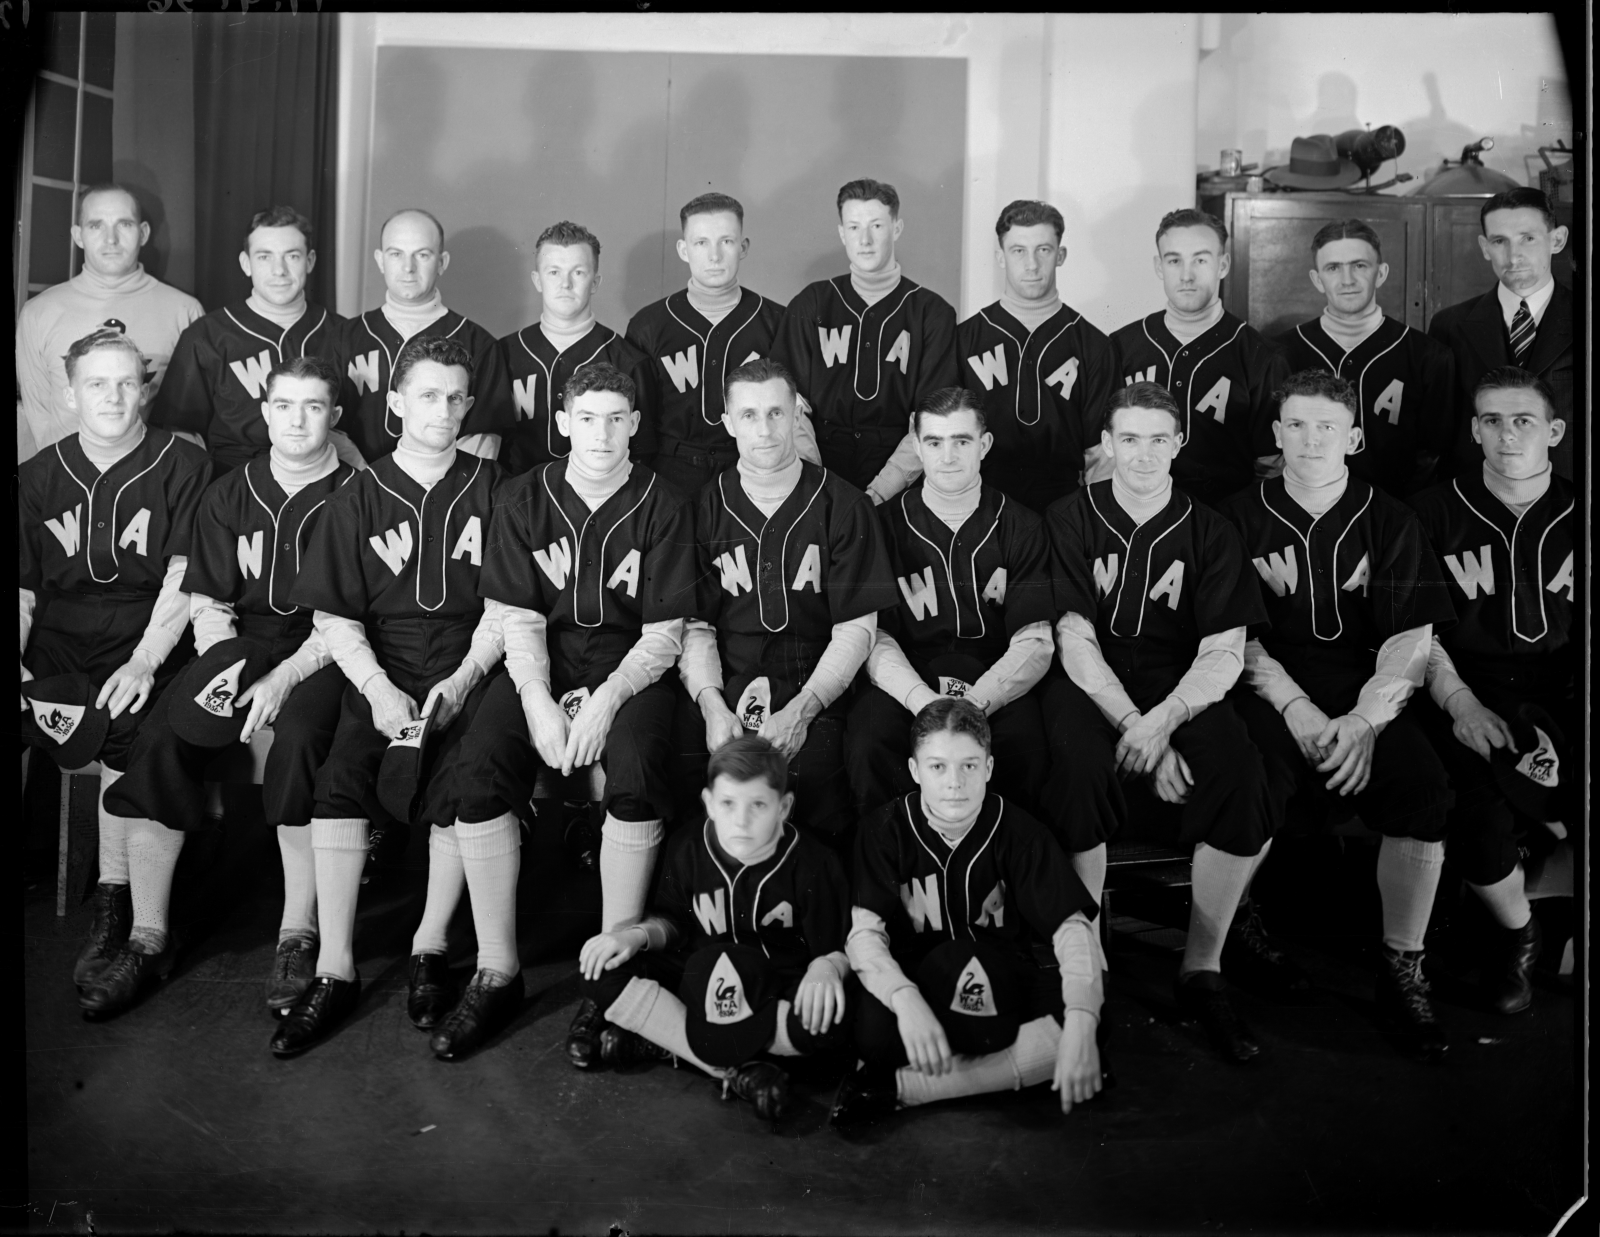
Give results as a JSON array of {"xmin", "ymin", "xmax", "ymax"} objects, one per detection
[
  {"xmin": 599, "ymin": 815, "xmax": 664, "ymax": 932},
  {"xmin": 896, "ymin": 1016, "xmax": 1062, "ymax": 1107},
  {"xmin": 1073, "ymin": 844, "xmax": 1108, "ymax": 906},
  {"xmin": 1183, "ymin": 842, "xmax": 1255, "ymax": 977},
  {"xmin": 769, "ymin": 1000, "xmax": 801, "ymax": 1057},
  {"xmin": 1377, "ymin": 836, "xmax": 1445, "ymax": 953},
  {"xmin": 1470, "ymin": 865, "xmax": 1532, "ymax": 931},
  {"xmin": 311, "ymin": 818, "xmax": 368, "ymax": 982},
  {"xmin": 456, "ymin": 813, "xmax": 521, "ymax": 982},
  {"xmin": 277, "ymin": 825, "xmax": 318, "ymax": 940},
  {"xmin": 410, "ymin": 825, "xmax": 464, "ymax": 957},
  {"xmin": 124, "ymin": 816, "xmax": 185, "ymax": 952},
  {"xmin": 96, "ymin": 769, "xmax": 130, "ymax": 886},
  {"xmin": 604, "ymin": 975, "xmax": 723, "ymax": 1077}
]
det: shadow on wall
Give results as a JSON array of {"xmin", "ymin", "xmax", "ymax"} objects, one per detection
[{"xmin": 111, "ymin": 163, "xmax": 175, "ymax": 286}]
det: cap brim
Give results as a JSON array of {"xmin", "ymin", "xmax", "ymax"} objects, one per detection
[
  {"xmin": 169, "ymin": 639, "xmax": 273, "ymax": 747},
  {"xmin": 686, "ymin": 999, "xmax": 780, "ymax": 1068},
  {"xmin": 25, "ymin": 675, "xmax": 111, "ymax": 769}
]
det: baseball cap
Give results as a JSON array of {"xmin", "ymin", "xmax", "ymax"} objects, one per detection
[
  {"xmin": 168, "ymin": 638, "xmax": 273, "ymax": 747},
  {"xmin": 915, "ymin": 941, "xmax": 1022, "ymax": 1055},
  {"xmin": 23, "ymin": 673, "xmax": 110, "ymax": 769},
  {"xmin": 376, "ymin": 708, "xmax": 438, "ymax": 824},
  {"xmin": 1490, "ymin": 703, "xmax": 1566, "ymax": 822},
  {"xmin": 682, "ymin": 944, "xmax": 782, "ymax": 1067}
]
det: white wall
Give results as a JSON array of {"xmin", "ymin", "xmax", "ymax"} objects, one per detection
[
  {"xmin": 1197, "ymin": 14, "xmax": 1571, "ymax": 188},
  {"xmin": 336, "ymin": 12, "xmax": 1199, "ymax": 334}
]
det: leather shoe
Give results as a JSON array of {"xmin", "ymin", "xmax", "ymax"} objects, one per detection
[
  {"xmin": 723, "ymin": 1059, "xmax": 792, "ymax": 1122},
  {"xmin": 1488, "ymin": 916, "xmax": 1542, "ymax": 1015},
  {"xmin": 407, "ymin": 952, "xmax": 455, "ymax": 1029},
  {"xmin": 79, "ymin": 941, "xmax": 175, "ymax": 1019},
  {"xmin": 270, "ymin": 974, "xmax": 361, "ymax": 1057},
  {"xmin": 74, "ymin": 883, "xmax": 132, "ymax": 989},
  {"xmin": 430, "ymin": 970, "xmax": 524, "ymax": 1060},
  {"xmin": 1375, "ymin": 946, "xmax": 1448, "ymax": 1058},
  {"xmin": 600, "ymin": 1025, "xmax": 674, "ymax": 1068},
  {"xmin": 828, "ymin": 1065, "xmax": 899, "ymax": 1130},
  {"xmin": 1223, "ymin": 900, "xmax": 1312, "ymax": 999},
  {"xmin": 1176, "ymin": 971, "xmax": 1261, "ymax": 1063},
  {"xmin": 266, "ymin": 935, "xmax": 318, "ymax": 1016},
  {"xmin": 566, "ymin": 997, "xmax": 607, "ymax": 1069}
]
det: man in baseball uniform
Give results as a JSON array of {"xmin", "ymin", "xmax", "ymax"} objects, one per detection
[
  {"xmin": 1218, "ymin": 369, "xmax": 1457, "ymax": 1057},
  {"xmin": 957, "ymin": 199, "xmax": 1117, "ymax": 514},
  {"xmin": 106, "ymin": 354, "xmax": 358, "ymax": 1018},
  {"xmin": 498, "ymin": 220, "xmax": 654, "ymax": 476},
  {"xmin": 1110, "ymin": 209, "xmax": 1289, "ymax": 508},
  {"xmin": 1273, "ymin": 219, "xmax": 1455, "ymax": 497},
  {"xmin": 271, "ymin": 336, "xmax": 508, "ymax": 1058},
  {"xmin": 775, "ymin": 178, "xmax": 958, "ymax": 500},
  {"xmin": 1410, "ymin": 366, "xmax": 1574, "ymax": 1015},
  {"xmin": 1043, "ymin": 381, "xmax": 1274, "ymax": 1063},
  {"xmin": 845, "ymin": 387, "xmax": 1055, "ymax": 820},
  {"xmin": 19, "ymin": 328, "xmax": 210, "ymax": 1014}
]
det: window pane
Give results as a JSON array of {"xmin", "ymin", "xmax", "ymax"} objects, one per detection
[
  {"xmin": 84, "ymin": 13, "xmax": 116, "ymax": 90},
  {"xmin": 33, "ymin": 78, "xmax": 79, "ymax": 183},
  {"xmin": 30, "ymin": 184, "xmax": 75, "ymax": 287},
  {"xmin": 81, "ymin": 93, "xmax": 113, "ymax": 185},
  {"xmin": 43, "ymin": 12, "xmax": 81, "ymax": 79}
]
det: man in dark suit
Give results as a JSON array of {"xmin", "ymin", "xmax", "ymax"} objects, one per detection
[{"xmin": 1428, "ymin": 187, "xmax": 1574, "ymax": 481}]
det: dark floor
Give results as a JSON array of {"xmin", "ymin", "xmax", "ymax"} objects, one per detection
[{"xmin": 22, "ymin": 793, "xmax": 1583, "ymax": 1236}]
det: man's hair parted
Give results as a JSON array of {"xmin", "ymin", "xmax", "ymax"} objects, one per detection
[
  {"xmin": 1103, "ymin": 381, "xmax": 1182, "ymax": 438},
  {"xmin": 264, "ymin": 354, "xmax": 341, "ymax": 404},
  {"xmin": 75, "ymin": 183, "xmax": 142, "ymax": 226},
  {"xmin": 723, "ymin": 355, "xmax": 798, "ymax": 405},
  {"xmin": 63, "ymin": 327, "xmax": 148, "ymax": 382},
  {"xmin": 707, "ymin": 734, "xmax": 790, "ymax": 796},
  {"xmin": 680, "ymin": 192, "xmax": 745, "ymax": 230},
  {"xmin": 914, "ymin": 387, "xmax": 987, "ymax": 436},
  {"xmin": 996, "ymin": 199, "xmax": 1064, "ymax": 243},
  {"xmin": 1311, "ymin": 218, "xmax": 1382, "ymax": 261},
  {"xmin": 837, "ymin": 178, "xmax": 900, "ymax": 219},
  {"xmin": 1275, "ymin": 368, "xmax": 1357, "ymax": 417},
  {"xmin": 1473, "ymin": 366, "xmax": 1559, "ymax": 421},
  {"xmin": 563, "ymin": 359, "xmax": 635, "ymax": 410},
  {"xmin": 910, "ymin": 697, "xmax": 992, "ymax": 757},
  {"xmin": 1480, "ymin": 186, "xmax": 1559, "ymax": 234},
  {"xmin": 244, "ymin": 205, "xmax": 314, "ymax": 254},
  {"xmin": 535, "ymin": 220, "xmax": 602, "ymax": 265},
  {"xmin": 392, "ymin": 335, "xmax": 475, "ymax": 391},
  {"xmin": 1155, "ymin": 207, "xmax": 1228, "ymax": 251}
]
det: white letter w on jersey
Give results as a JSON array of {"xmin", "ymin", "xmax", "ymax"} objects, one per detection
[
  {"xmin": 818, "ymin": 325, "xmax": 852, "ymax": 367},
  {"xmin": 900, "ymin": 874, "xmax": 943, "ymax": 933},
  {"xmin": 532, "ymin": 537, "xmax": 573, "ymax": 588},
  {"xmin": 229, "ymin": 349, "xmax": 273, "ymax": 399},
  {"xmin": 966, "ymin": 345, "xmax": 1008, "ymax": 391},
  {"xmin": 1092, "ymin": 554, "xmax": 1119, "ymax": 596},
  {"xmin": 1252, "ymin": 547, "xmax": 1299, "ymax": 597},
  {"xmin": 348, "ymin": 350, "xmax": 381, "ymax": 395},
  {"xmin": 45, "ymin": 505, "xmax": 82, "ymax": 556},
  {"xmin": 368, "ymin": 522, "xmax": 414, "ymax": 575},
  {"xmin": 1444, "ymin": 545, "xmax": 1495, "ymax": 598},
  {"xmin": 660, "ymin": 346, "xmax": 699, "ymax": 394},
  {"xmin": 237, "ymin": 530, "xmax": 265, "ymax": 580},
  {"xmin": 897, "ymin": 566, "xmax": 939, "ymax": 620},
  {"xmin": 717, "ymin": 545, "xmax": 753, "ymax": 596},
  {"xmin": 692, "ymin": 888, "xmax": 727, "ymax": 936}
]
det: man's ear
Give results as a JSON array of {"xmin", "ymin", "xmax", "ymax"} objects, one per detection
[
  {"xmin": 386, "ymin": 387, "xmax": 404, "ymax": 419},
  {"xmin": 1309, "ymin": 268, "xmax": 1326, "ymax": 296},
  {"xmin": 738, "ymin": 236, "xmax": 750, "ymax": 259},
  {"xmin": 306, "ymin": 249, "xmax": 317, "ymax": 275},
  {"xmin": 1217, "ymin": 250, "xmax": 1232, "ymax": 281},
  {"xmin": 555, "ymin": 408, "xmax": 571, "ymax": 437},
  {"xmin": 260, "ymin": 400, "xmax": 271, "ymax": 424},
  {"xmin": 1346, "ymin": 425, "xmax": 1364, "ymax": 455},
  {"xmin": 1271, "ymin": 420, "xmax": 1285, "ymax": 450},
  {"xmin": 1054, "ymin": 245, "xmax": 1067, "ymax": 268},
  {"xmin": 1101, "ymin": 429, "xmax": 1115, "ymax": 459},
  {"xmin": 138, "ymin": 221, "xmax": 152, "ymax": 248},
  {"xmin": 778, "ymin": 790, "xmax": 796, "ymax": 823},
  {"xmin": 330, "ymin": 403, "xmax": 343, "ymax": 429},
  {"xmin": 373, "ymin": 247, "xmax": 386, "ymax": 275},
  {"xmin": 907, "ymin": 754, "xmax": 922, "ymax": 786},
  {"xmin": 1469, "ymin": 416, "xmax": 1484, "ymax": 446},
  {"xmin": 438, "ymin": 251, "xmax": 451, "ymax": 276},
  {"xmin": 1548, "ymin": 417, "xmax": 1566, "ymax": 447},
  {"xmin": 1151, "ymin": 252, "xmax": 1164, "ymax": 281},
  {"xmin": 701, "ymin": 786, "xmax": 715, "ymax": 815},
  {"xmin": 675, "ymin": 237, "xmax": 690, "ymax": 265},
  {"xmin": 626, "ymin": 408, "xmax": 641, "ymax": 439},
  {"xmin": 892, "ymin": 217, "xmax": 905, "ymax": 243},
  {"xmin": 1549, "ymin": 225, "xmax": 1569, "ymax": 254},
  {"xmin": 1373, "ymin": 261, "xmax": 1389, "ymax": 289},
  {"xmin": 1477, "ymin": 235, "xmax": 1493, "ymax": 263},
  {"xmin": 979, "ymin": 431, "xmax": 994, "ymax": 461},
  {"xmin": 239, "ymin": 251, "xmax": 253, "ymax": 279}
]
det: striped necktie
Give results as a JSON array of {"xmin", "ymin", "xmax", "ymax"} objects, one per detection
[{"xmin": 1508, "ymin": 299, "xmax": 1535, "ymax": 362}]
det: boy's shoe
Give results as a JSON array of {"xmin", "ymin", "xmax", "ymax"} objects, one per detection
[
  {"xmin": 722, "ymin": 1059, "xmax": 792, "ymax": 1122},
  {"xmin": 828, "ymin": 1064, "xmax": 900, "ymax": 1130}
]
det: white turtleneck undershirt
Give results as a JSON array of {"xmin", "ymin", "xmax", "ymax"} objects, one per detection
[
  {"xmin": 850, "ymin": 260, "xmax": 902, "ymax": 307},
  {"xmin": 686, "ymin": 278, "xmax": 742, "ymax": 326},
  {"xmin": 1164, "ymin": 298, "xmax": 1224, "ymax": 345},
  {"xmin": 246, "ymin": 294, "xmax": 307, "ymax": 331},
  {"xmin": 1319, "ymin": 298, "xmax": 1384, "ymax": 352},
  {"xmin": 1000, "ymin": 286, "xmax": 1063, "ymax": 333}
]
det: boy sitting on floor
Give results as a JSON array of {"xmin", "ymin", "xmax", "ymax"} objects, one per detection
[{"xmin": 575, "ymin": 735, "xmax": 853, "ymax": 1123}]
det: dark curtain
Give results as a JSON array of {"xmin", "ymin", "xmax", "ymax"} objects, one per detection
[{"xmin": 192, "ymin": 12, "xmax": 338, "ymax": 312}]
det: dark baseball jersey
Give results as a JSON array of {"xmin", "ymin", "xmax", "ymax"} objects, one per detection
[
  {"xmin": 624, "ymin": 288, "xmax": 785, "ymax": 455},
  {"xmin": 337, "ymin": 309, "xmax": 515, "ymax": 464},
  {"xmin": 957, "ymin": 302, "xmax": 1117, "ymax": 513},
  {"xmin": 879, "ymin": 484, "xmax": 1056, "ymax": 675},
  {"xmin": 20, "ymin": 429, "xmax": 211, "ymax": 598},
  {"xmin": 1218, "ymin": 476, "xmax": 1456, "ymax": 700},
  {"xmin": 854, "ymin": 792, "xmax": 1094, "ymax": 972},
  {"xmin": 497, "ymin": 322, "xmax": 655, "ymax": 474},
  {"xmin": 1047, "ymin": 480, "xmax": 1267, "ymax": 707},
  {"xmin": 149, "ymin": 302, "xmax": 348, "ymax": 474},
  {"xmin": 1409, "ymin": 471, "xmax": 1575, "ymax": 697},
  {"xmin": 289, "ymin": 451, "xmax": 502, "ymax": 624},
  {"xmin": 775, "ymin": 276, "xmax": 959, "ymax": 484},
  {"xmin": 477, "ymin": 462, "xmax": 698, "ymax": 689},
  {"xmin": 1109, "ymin": 311, "xmax": 1290, "ymax": 508},
  {"xmin": 1274, "ymin": 316, "xmax": 1456, "ymax": 497},
  {"xmin": 694, "ymin": 462, "xmax": 896, "ymax": 707},
  {"xmin": 650, "ymin": 819, "xmax": 850, "ymax": 973},
  {"xmin": 181, "ymin": 455, "xmax": 358, "ymax": 622}
]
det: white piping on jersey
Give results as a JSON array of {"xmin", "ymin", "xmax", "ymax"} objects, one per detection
[
  {"xmin": 1086, "ymin": 484, "xmax": 1190, "ymax": 638},
  {"xmin": 1259, "ymin": 482, "xmax": 1372, "ymax": 642},
  {"xmin": 357, "ymin": 311, "xmax": 469, "ymax": 439},
  {"xmin": 244, "ymin": 465, "xmax": 343, "ymax": 615},
  {"xmin": 665, "ymin": 293, "xmax": 765, "ymax": 427},
  {"xmin": 542, "ymin": 467, "xmax": 655, "ymax": 628},
  {"xmin": 718, "ymin": 469, "xmax": 827, "ymax": 634},
  {"xmin": 977, "ymin": 307, "xmax": 1082, "ymax": 427},
  {"xmin": 1450, "ymin": 479, "xmax": 1573, "ymax": 643},
  {"xmin": 826, "ymin": 278, "xmax": 920, "ymax": 403},
  {"xmin": 960, "ymin": 800, "xmax": 1004, "ymax": 944},
  {"xmin": 700, "ymin": 820, "xmax": 799, "ymax": 957},
  {"xmin": 369, "ymin": 454, "xmax": 485, "ymax": 612},
  {"xmin": 53, "ymin": 435, "xmax": 177, "ymax": 584},
  {"xmin": 900, "ymin": 492, "xmax": 1003, "ymax": 639},
  {"xmin": 1293, "ymin": 320, "xmax": 1406, "ymax": 456},
  {"xmin": 515, "ymin": 327, "xmax": 612, "ymax": 457},
  {"xmin": 904, "ymin": 793, "xmax": 956, "ymax": 942},
  {"xmin": 1141, "ymin": 316, "xmax": 1245, "ymax": 440},
  {"xmin": 223, "ymin": 306, "xmax": 330, "ymax": 366}
]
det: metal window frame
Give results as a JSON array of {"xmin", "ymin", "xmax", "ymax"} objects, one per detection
[{"xmin": 14, "ymin": 16, "xmax": 90, "ymax": 314}]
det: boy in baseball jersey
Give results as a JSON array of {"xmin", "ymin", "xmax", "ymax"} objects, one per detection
[
  {"xmin": 846, "ymin": 387, "xmax": 1055, "ymax": 819},
  {"xmin": 1042, "ymin": 381, "xmax": 1274, "ymax": 1063},
  {"xmin": 830, "ymin": 699, "xmax": 1105, "ymax": 1128},
  {"xmin": 337, "ymin": 209, "xmax": 514, "ymax": 465},
  {"xmin": 271, "ymin": 336, "xmax": 508, "ymax": 1058},
  {"xmin": 625, "ymin": 193, "xmax": 820, "ymax": 501},
  {"xmin": 19, "ymin": 329, "xmax": 210, "ymax": 1012},
  {"xmin": 957, "ymin": 199, "xmax": 1117, "ymax": 514},
  {"xmin": 1273, "ymin": 219, "xmax": 1455, "ymax": 497},
  {"xmin": 150, "ymin": 206, "xmax": 360, "ymax": 474},
  {"xmin": 1110, "ymin": 209, "xmax": 1289, "ymax": 508},
  {"xmin": 106, "ymin": 355, "xmax": 357, "ymax": 1018},
  {"xmin": 575, "ymin": 736, "xmax": 852, "ymax": 1123},
  {"xmin": 774, "ymin": 178, "xmax": 958, "ymax": 500},
  {"xmin": 681, "ymin": 357, "xmax": 897, "ymax": 850},
  {"xmin": 439, "ymin": 361, "xmax": 698, "ymax": 1061},
  {"xmin": 498, "ymin": 221, "xmax": 654, "ymax": 476},
  {"xmin": 1410, "ymin": 367, "xmax": 1574, "ymax": 1014},
  {"xmin": 1218, "ymin": 370, "xmax": 1457, "ymax": 1057}
]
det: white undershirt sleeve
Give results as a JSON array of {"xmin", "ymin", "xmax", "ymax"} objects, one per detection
[
  {"xmin": 1244, "ymin": 636, "xmax": 1314, "ymax": 713},
  {"xmin": 313, "ymin": 610, "xmax": 386, "ymax": 694},
  {"xmin": 501, "ymin": 603, "xmax": 552, "ymax": 694},
  {"xmin": 328, "ymin": 429, "xmax": 368, "ymax": 471},
  {"xmin": 794, "ymin": 396, "xmax": 822, "ymax": 467},
  {"xmin": 456, "ymin": 432, "xmax": 501, "ymax": 461},
  {"xmin": 1425, "ymin": 634, "xmax": 1474, "ymax": 712},
  {"xmin": 966, "ymin": 621, "xmax": 1053, "ymax": 714},
  {"xmin": 1351, "ymin": 624, "xmax": 1430, "ymax": 734},
  {"xmin": 1053, "ymin": 911, "xmax": 1107, "ymax": 1020},
  {"xmin": 189, "ymin": 592, "xmax": 239, "ymax": 656},
  {"xmin": 678, "ymin": 619, "xmax": 725, "ymax": 702},
  {"xmin": 799, "ymin": 612, "xmax": 875, "ymax": 710},
  {"xmin": 865, "ymin": 432, "xmax": 923, "ymax": 503},
  {"xmin": 20, "ymin": 588, "xmax": 35, "ymax": 656},
  {"xmin": 845, "ymin": 906, "xmax": 920, "ymax": 1008},
  {"xmin": 275, "ymin": 629, "xmax": 332, "ymax": 686},
  {"xmin": 865, "ymin": 629, "xmax": 937, "ymax": 713},
  {"xmin": 132, "ymin": 557, "xmax": 191, "ymax": 667},
  {"xmin": 457, "ymin": 599, "xmax": 507, "ymax": 684},
  {"xmin": 1162, "ymin": 625, "xmax": 1246, "ymax": 723},
  {"xmin": 605, "ymin": 618, "xmax": 686, "ymax": 700},
  {"xmin": 1056, "ymin": 612, "xmax": 1139, "ymax": 729}
]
